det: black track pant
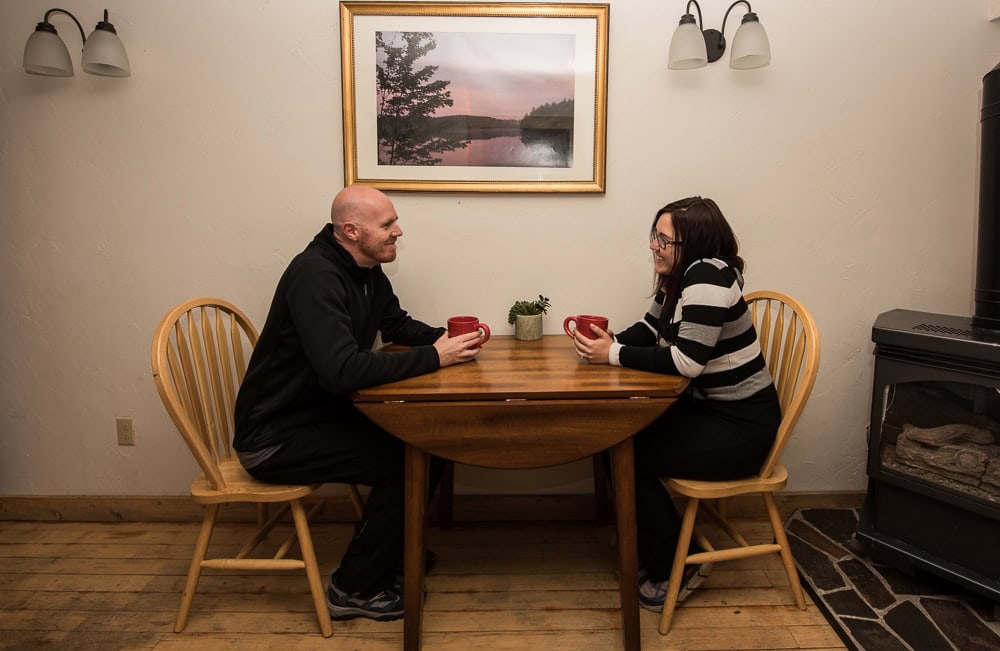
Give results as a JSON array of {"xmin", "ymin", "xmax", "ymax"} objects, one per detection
[{"xmin": 247, "ymin": 406, "xmax": 442, "ymax": 596}]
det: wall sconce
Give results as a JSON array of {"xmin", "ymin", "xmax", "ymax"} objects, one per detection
[
  {"xmin": 23, "ymin": 8, "xmax": 130, "ymax": 77},
  {"xmin": 668, "ymin": 0, "xmax": 770, "ymax": 70}
]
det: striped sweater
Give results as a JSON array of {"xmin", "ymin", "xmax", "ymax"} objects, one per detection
[{"xmin": 609, "ymin": 258, "xmax": 773, "ymax": 401}]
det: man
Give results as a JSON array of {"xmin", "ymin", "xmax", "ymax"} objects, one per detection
[{"xmin": 233, "ymin": 185, "xmax": 481, "ymax": 621}]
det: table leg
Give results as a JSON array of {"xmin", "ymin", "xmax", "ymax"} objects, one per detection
[
  {"xmin": 404, "ymin": 445, "xmax": 427, "ymax": 651},
  {"xmin": 611, "ymin": 438, "xmax": 641, "ymax": 651}
]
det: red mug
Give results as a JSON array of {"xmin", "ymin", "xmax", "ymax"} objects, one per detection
[
  {"xmin": 447, "ymin": 316, "xmax": 491, "ymax": 348},
  {"xmin": 563, "ymin": 314, "xmax": 609, "ymax": 340}
]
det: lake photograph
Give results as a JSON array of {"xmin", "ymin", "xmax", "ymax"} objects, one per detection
[{"xmin": 376, "ymin": 30, "xmax": 576, "ymax": 168}]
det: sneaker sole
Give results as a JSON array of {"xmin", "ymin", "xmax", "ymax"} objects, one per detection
[
  {"xmin": 327, "ymin": 602, "xmax": 403, "ymax": 622},
  {"xmin": 327, "ymin": 592, "xmax": 403, "ymax": 622}
]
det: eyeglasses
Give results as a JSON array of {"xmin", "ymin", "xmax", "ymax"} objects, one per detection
[{"xmin": 650, "ymin": 231, "xmax": 683, "ymax": 249}]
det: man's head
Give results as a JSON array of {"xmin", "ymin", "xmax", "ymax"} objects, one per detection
[{"xmin": 330, "ymin": 185, "xmax": 403, "ymax": 268}]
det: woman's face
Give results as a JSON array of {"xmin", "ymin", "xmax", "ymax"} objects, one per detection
[{"xmin": 650, "ymin": 212, "xmax": 680, "ymax": 276}]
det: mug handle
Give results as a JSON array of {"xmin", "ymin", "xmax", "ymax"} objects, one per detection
[
  {"xmin": 563, "ymin": 316, "xmax": 576, "ymax": 338},
  {"xmin": 478, "ymin": 323, "xmax": 491, "ymax": 345}
]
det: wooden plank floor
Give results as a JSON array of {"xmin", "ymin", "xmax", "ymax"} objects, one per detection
[{"xmin": 0, "ymin": 517, "xmax": 846, "ymax": 650}]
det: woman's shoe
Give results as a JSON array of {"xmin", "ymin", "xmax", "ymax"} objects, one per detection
[{"xmin": 638, "ymin": 563, "xmax": 713, "ymax": 612}]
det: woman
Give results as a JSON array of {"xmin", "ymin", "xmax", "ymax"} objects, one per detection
[{"xmin": 573, "ymin": 196, "xmax": 781, "ymax": 611}]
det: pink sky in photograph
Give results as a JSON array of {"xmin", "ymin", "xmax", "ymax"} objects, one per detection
[{"xmin": 379, "ymin": 31, "xmax": 575, "ymax": 120}]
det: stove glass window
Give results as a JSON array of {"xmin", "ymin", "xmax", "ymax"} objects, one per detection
[{"xmin": 877, "ymin": 380, "xmax": 1000, "ymax": 507}]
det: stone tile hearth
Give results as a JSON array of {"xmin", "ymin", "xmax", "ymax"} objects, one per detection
[{"xmin": 785, "ymin": 508, "xmax": 1000, "ymax": 650}]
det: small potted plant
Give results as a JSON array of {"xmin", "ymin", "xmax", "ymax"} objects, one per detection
[{"xmin": 507, "ymin": 294, "xmax": 551, "ymax": 341}]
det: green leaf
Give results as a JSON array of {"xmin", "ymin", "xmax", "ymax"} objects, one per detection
[{"xmin": 507, "ymin": 295, "xmax": 551, "ymax": 324}]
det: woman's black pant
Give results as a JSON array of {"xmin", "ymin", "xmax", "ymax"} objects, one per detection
[{"xmin": 633, "ymin": 388, "xmax": 780, "ymax": 581}]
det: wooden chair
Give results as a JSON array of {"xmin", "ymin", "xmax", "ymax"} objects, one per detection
[
  {"xmin": 657, "ymin": 290, "xmax": 821, "ymax": 635},
  {"xmin": 151, "ymin": 297, "xmax": 359, "ymax": 637}
]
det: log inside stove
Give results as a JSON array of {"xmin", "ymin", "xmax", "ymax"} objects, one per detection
[{"xmin": 882, "ymin": 423, "xmax": 1000, "ymax": 500}]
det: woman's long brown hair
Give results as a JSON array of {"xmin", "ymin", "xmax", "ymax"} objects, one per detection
[{"xmin": 652, "ymin": 196, "xmax": 745, "ymax": 319}]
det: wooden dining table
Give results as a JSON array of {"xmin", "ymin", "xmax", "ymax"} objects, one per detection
[{"xmin": 352, "ymin": 335, "xmax": 688, "ymax": 651}]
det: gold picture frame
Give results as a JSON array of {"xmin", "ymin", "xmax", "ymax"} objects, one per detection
[{"xmin": 340, "ymin": 2, "xmax": 609, "ymax": 193}]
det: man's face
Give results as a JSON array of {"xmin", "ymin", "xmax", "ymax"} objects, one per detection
[{"xmin": 356, "ymin": 204, "xmax": 403, "ymax": 266}]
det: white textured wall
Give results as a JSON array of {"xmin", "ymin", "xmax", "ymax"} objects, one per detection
[{"xmin": 1, "ymin": 0, "xmax": 998, "ymax": 496}]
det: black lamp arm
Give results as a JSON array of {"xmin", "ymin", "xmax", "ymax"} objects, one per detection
[
  {"xmin": 684, "ymin": 0, "xmax": 704, "ymax": 29},
  {"xmin": 41, "ymin": 8, "xmax": 87, "ymax": 45},
  {"xmin": 701, "ymin": 0, "xmax": 755, "ymax": 63},
  {"xmin": 720, "ymin": 0, "xmax": 754, "ymax": 37}
]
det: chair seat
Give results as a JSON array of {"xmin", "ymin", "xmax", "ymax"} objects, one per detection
[
  {"xmin": 190, "ymin": 460, "xmax": 321, "ymax": 504},
  {"xmin": 666, "ymin": 465, "xmax": 789, "ymax": 499}
]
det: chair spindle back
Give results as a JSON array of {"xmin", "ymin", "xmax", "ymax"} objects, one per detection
[
  {"xmin": 152, "ymin": 298, "xmax": 258, "ymax": 490},
  {"xmin": 745, "ymin": 291, "xmax": 821, "ymax": 479}
]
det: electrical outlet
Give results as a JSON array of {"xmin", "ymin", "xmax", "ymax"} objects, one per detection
[{"xmin": 116, "ymin": 417, "xmax": 136, "ymax": 446}]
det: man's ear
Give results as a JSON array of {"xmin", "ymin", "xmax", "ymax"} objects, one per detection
[{"xmin": 341, "ymin": 221, "xmax": 360, "ymax": 242}]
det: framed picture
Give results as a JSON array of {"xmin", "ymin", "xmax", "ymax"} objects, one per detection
[{"xmin": 340, "ymin": 2, "xmax": 609, "ymax": 193}]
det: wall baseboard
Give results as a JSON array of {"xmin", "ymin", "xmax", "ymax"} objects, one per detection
[{"xmin": 0, "ymin": 491, "xmax": 866, "ymax": 523}]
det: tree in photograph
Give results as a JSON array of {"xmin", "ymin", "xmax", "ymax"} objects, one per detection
[
  {"xmin": 376, "ymin": 32, "xmax": 468, "ymax": 165},
  {"xmin": 520, "ymin": 99, "xmax": 574, "ymax": 166}
]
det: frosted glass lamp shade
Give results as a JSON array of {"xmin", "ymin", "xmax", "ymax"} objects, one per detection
[
  {"xmin": 730, "ymin": 17, "xmax": 770, "ymax": 69},
  {"xmin": 82, "ymin": 22, "xmax": 130, "ymax": 77},
  {"xmin": 668, "ymin": 20, "xmax": 708, "ymax": 70},
  {"xmin": 22, "ymin": 10, "xmax": 130, "ymax": 79},
  {"xmin": 23, "ymin": 25, "xmax": 74, "ymax": 76}
]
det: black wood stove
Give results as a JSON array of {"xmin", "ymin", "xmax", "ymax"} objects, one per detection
[
  {"xmin": 857, "ymin": 60, "xmax": 1000, "ymax": 604},
  {"xmin": 858, "ymin": 309, "xmax": 1000, "ymax": 601}
]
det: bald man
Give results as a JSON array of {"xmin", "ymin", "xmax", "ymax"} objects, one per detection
[{"xmin": 234, "ymin": 185, "xmax": 480, "ymax": 621}]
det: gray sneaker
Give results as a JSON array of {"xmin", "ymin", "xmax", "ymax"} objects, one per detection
[
  {"xmin": 638, "ymin": 563, "xmax": 713, "ymax": 612},
  {"xmin": 327, "ymin": 569, "xmax": 403, "ymax": 621}
]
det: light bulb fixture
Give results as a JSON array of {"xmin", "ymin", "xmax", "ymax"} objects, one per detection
[
  {"xmin": 668, "ymin": 0, "xmax": 770, "ymax": 71},
  {"xmin": 23, "ymin": 8, "xmax": 130, "ymax": 77}
]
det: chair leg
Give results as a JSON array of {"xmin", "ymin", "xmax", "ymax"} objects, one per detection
[
  {"xmin": 236, "ymin": 503, "xmax": 292, "ymax": 559},
  {"xmin": 274, "ymin": 499, "xmax": 327, "ymax": 560},
  {"xmin": 658, "ymin": 497, "xmax": 700, "ymax": 635},
  {"xmin": 693, "ymin": 529, "xmax": 715, "ymax": 553},
  {"xmin": 290, "ymin": 499, "xmax": 333, "ymax": 638},
  {"xmin": 176, "ymin": 504, "xmax": 218, "ymax": 633},
  {"xmin": 701, "ymin": 501, "xmax": 750, "ymax": 547},
  {"xmin": 763, "ymin": 493, "xmax": 806, "ymax": 610}
]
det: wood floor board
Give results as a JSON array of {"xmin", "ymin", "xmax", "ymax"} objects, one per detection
[
  {"xmin": 787, "ymin": 623, "xmax": 850, "ymax": 649},
  {"xmin": 649, "ymin": 625, "xmax": 801, "ymax": 650},
  {"xmin": 682, "ymin": 587, "xmax": 808, "ymax": 607},
  {"xmin": 0, "ymin": 573, "xmax": 165, "ymax": 593},
  {"xmin": 0, "ymin": 519, "xmax": 846, "ymax": 650},
  {"xmin": 0, "ymin": 630, "xmax": 162, "ymax": 651},
  {"xmin": 0, "ymin": 542, "xmax": 202, "ymax": 560},
  {"xmin": 2, "ymin": 557, "xmax": 192, "ymax": 576},
  {"xmin": 662, "ymin": 605, "xmax": 832, "ymax": 628}
]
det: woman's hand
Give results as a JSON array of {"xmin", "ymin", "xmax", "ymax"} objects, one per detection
[{"xmin": 573, "ymin": 324, "xmax": 613, "ymax": 364}]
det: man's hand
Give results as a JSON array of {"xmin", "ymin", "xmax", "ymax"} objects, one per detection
[
  {"xmin": 573, "ymin": 324, "xmax": 613, "ymax": 364},
  {"xmin": 434, "ymin": 331, "xmax": 482, "ymax": 367}
]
